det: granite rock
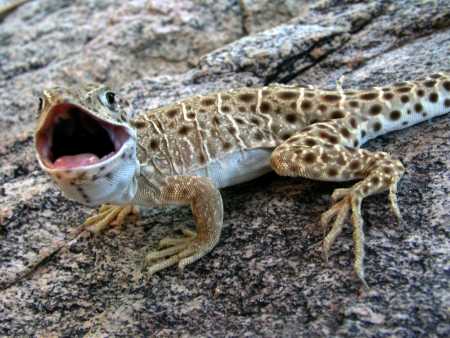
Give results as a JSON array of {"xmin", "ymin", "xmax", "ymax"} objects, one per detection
[{"xmin": 0, "ymin": 0, "xmax": 449, "ymax": 337}]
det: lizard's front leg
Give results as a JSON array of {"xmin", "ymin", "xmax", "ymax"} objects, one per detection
[{"xmin": 144, "ymin": 176, "xmax": 223, "ymax": 275}]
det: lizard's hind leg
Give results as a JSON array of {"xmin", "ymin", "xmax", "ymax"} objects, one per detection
[{"xmin": 270, "ymin": 118, "xmax": 405, "ymax": 286}]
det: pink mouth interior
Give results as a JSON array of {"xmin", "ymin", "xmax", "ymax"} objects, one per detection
[{"xmin": 36, "ymin": 103, "xmax": 129, "ymax": 170}]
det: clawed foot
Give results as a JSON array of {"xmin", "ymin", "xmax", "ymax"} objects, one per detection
[
  {"xmin": 320, "ymin": 178, "xmax": 402, "ymax": 288},
  {"xmin": 144, "ymin": 228, "xmax": 213, "ymax": 275},
  {"xmin": 82, "ymin": 204, "xmax": 139, "ymax": 233}
]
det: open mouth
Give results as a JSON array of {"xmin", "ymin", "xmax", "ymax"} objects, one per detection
[{"xmin": 36, "ymin": 103, "xmax": 129, "ymax": 170}]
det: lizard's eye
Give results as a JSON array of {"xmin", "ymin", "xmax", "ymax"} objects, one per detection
[
  {"xmin": 99, "ymin": 91, "xmax": 117, "ymax": 108},
  {"xmin": 38, "ymin": 97, "xmax": 43, "ymax": 113},
  {"xmin": 105, "ymin": 92, "xmax": 115, "ymax": 105}
]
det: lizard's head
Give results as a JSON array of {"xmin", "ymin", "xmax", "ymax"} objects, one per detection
[{"xmin": 35, "ymin": 84, "xmax": 139, "ymax": 206}]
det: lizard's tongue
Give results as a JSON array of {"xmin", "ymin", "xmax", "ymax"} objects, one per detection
[{"xmin": 53, "ymin": 153, "xmax": 100, "ymax": 169}]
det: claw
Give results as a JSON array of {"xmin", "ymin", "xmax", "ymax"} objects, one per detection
[
  {"xmin": 144, "ymin": 227, "xmax": 217, "ymax": 275},
  {"xmin": 81, "ymin": 204, "xmax": 138, "ymax": 233},
  {"xmin": 388, "ymin": 181, "xmax": 402, "ymax": 222},
  {"xmin": 321, "ymin": 197, "xmax": 350, "ymax": 262}
]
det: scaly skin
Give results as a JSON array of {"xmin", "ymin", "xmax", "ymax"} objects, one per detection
[{"xmin": 35, "ymin": 72, "xmax": 450, "ymax": 286}]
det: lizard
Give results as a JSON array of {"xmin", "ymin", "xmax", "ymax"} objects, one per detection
[{"xmin": 34, "ymin": 72, "xmax": 450, "ymax": 286}]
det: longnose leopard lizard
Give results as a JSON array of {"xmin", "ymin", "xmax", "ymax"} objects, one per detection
[{"xmin": 34, "ymin": 72, "xmax": 450, "ymax": 287}]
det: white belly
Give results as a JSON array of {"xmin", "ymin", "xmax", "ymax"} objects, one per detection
[{"xmin": 189, "ymin": 148, "xmax": 274, "ymax": 188}]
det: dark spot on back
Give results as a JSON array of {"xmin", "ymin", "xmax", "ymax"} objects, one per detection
[
  {"xmin": 250, "ymin": 117, "xmax": 260, "ymax": 126},
  {"xmin": 318, "ymin": 104, "xmax": 327, "ymax": 112},
  {"xmin": 400, "ymin": 95, "xmax": 409, "ymax": 103},
  {"xmin": 390, "ymin": 110, "xmax": 401, "ymax": 120},
  {"xmin": 424, "ymin": 80, "xmax": 436, "ymax": 87},
  {"xmin": 178, "ymin": 125, "xmax": 192, "ymax": 135},
  {"xmin": 319, "ymin": 131, "xmax": 338, "ymax": 144},
  {"xmin": 150, "ymin": 139, "xmax": 159, "ymax": 150},
  {"xmin": 443, "ymin": 81, "xmax": 450, "ymax": 91},
  {"xmin": 198, "ymin": 153, "xmax": 206, "ymax": 164},
  {"xmin": 223, "ymin": 142, "xmax": 232, "ymax": 150},
  {"xmin": 327, "ymin": 167, "xmax": 338, "ymax": 177},
  {"xmin": 221, "ymin": 105, "xmax": 231, "ymax": 113},
  {"xmin": 321, "ymin": 153, "xmax": 330, "ymax": 163},
  {"xmin": 227, "ymin": 126, "xmax": 237, "ymax": 134},
  {"xmin": 212, "ymin": 116, "xmax": 221, "ymax": 125},
  {"xmin": 396, "ymin": 87, "xmax": 411, "ymax": 93},
  {"xmin": 414, "ymin": 103, "xmax": 423, "ymax": 112},
  {"xmin": 254, "ymin": 131, "xmax": 264, "ymax": 141},
  {"xmin": 349, "ymin": 160, "xmax": 361, "ymax": 170},
  {"xmin": 238, "ymin": 93, "xmax": 256, "ymax": 103},
  {"xmin": 429, "ymin": 92, "xmax": 438, "ymax": 103},
  {"xmin": 373, "ymin": 122, "xmax": 382, "ymax": 132},
  {"xmin": 303, "ymin": 152, "xmax": 316, "ymax": 164},
  {"xmin": 340, "ymin": 128, "xmax": 351, "ymax": 138},
  {"xmin": 301, "ymin": 100, "xmax": 312, "ymax": 111},
  {"xmin": 383, "ymin": 92, "xmax": 394, "ymax": 100},
  {"xmin": 444, "ymin": 99, "xmax": 450, "ymax": 107},
  {"xmin": 201, "ymin": 97, "xmax": 216, "ymax": 106},
  {"xmin": 349, "ymin": 100, "xmax": 359, "ymax": 108},
  {"xmin": 331, "ymin": 110, "xmax": 345, "ymax": 119},
  {"xmin": 187, "ymin": 112, "xmax": 196, "ymax": 119},
  {"xmin": 235, "ymin": 117, "xmax": 245, "ymax": 125},
  {"xmin": 166, "ymin": 108, "xmax": 179, "ymax": 118},
  {"xmin": 371, "ymin": 176, "xmax": 380, "ymax": 185},
  {"xmin": 304, "ymin": 91, "xmax": 315, "ymax": 98},
  {"xmin": 131, "ymin": 119, "xmax": 147, "ymax": 129},
  {"xmin": 285, "ymin": 114, "xmax": 297, "ymax": 123},
  {"xmin": 416, "ymin": 89, "xmax": 425, "ymax": 97},
  {"xmin": 321, "ymin": 94, "xmax": 341, "ymax": 102},
  {"xmin": 281, "ymin": 132, "xmax": 292, "ymax": 140},
  {"xmin": 360, "ymin": 92, "xmax": 379, "ymax": 100},
  {"xmin": 304, "ymin": 138, "xmax": 316, "ymax": 147},
  {"xmin": 369, "ymin": 104, "xmax": 382, "ymax": 115},
  {"xmin": 277, "ymin": 91, "xmax": 298, "ymax": 100},
  {"xmin": 336, "ymin": 154, "xmax": 347, "ymax": 165},
  {"xmin": 349, "ymin": 118, "xmax": 358, "ymax": 129},
  {"xmin": 260, "ymin": 101, "xmax": 272, "ymax": 114}
]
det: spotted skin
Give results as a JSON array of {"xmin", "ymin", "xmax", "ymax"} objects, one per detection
[{"xmin": 35, "ymin": 72, "xmax": 450, "ymax": 285}]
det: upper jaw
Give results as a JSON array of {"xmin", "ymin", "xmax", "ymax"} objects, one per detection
[{"xmin": 35, "ymin": 102, "xmax": 131, "ymax": 171}]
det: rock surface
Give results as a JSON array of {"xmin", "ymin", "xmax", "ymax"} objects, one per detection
[{"xmin": 0, "ymin": 0, "xmax": 449, "ymax": 337}]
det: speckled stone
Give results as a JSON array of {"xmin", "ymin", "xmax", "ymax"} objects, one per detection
[{"xmin": 0, "ymin": 0, "xmax": 449, "ymax": 337}]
